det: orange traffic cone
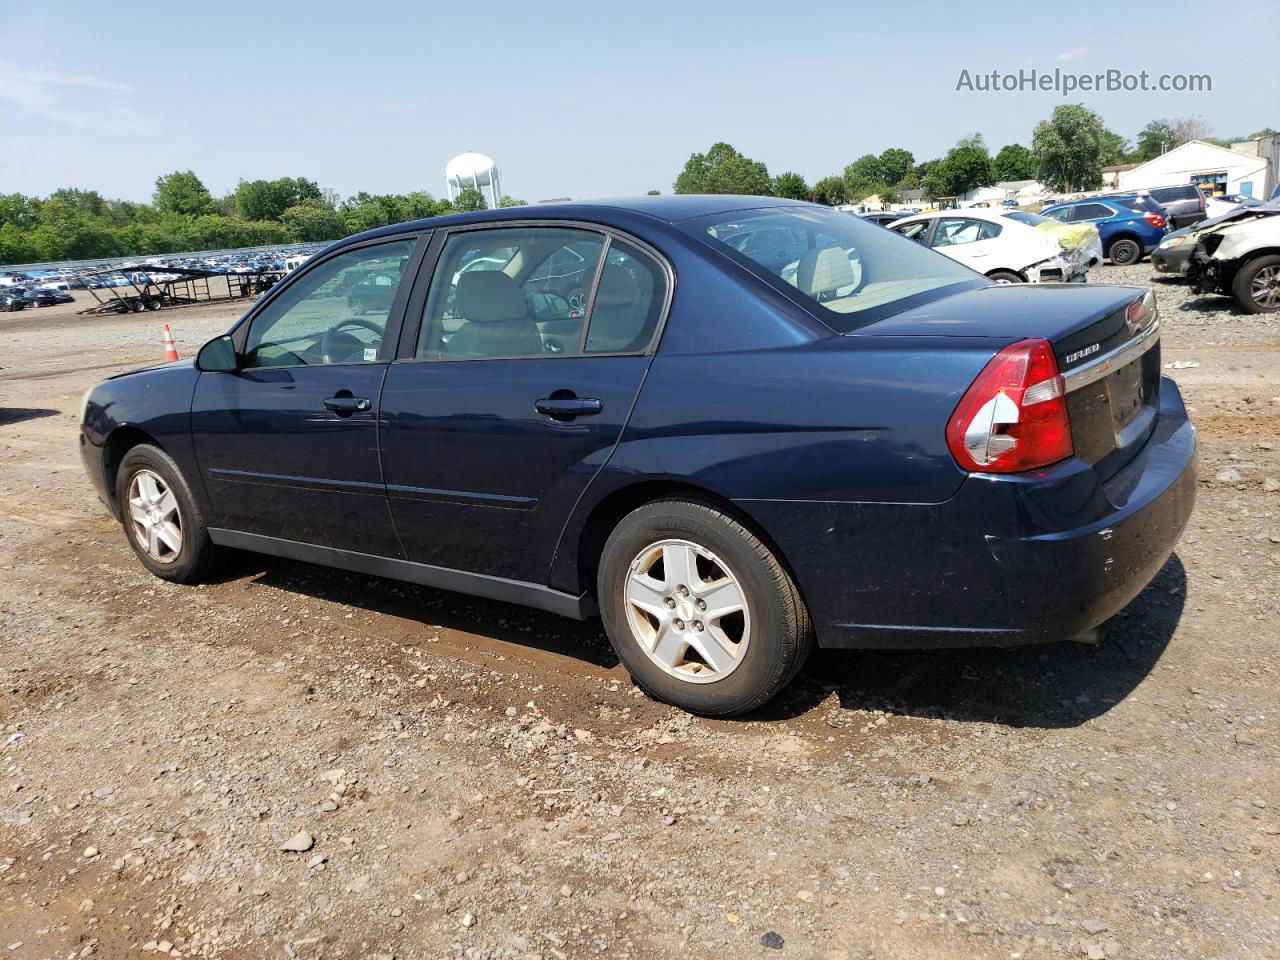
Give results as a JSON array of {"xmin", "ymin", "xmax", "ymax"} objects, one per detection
[{"xmin": 162, "ymin": 324, "xmax": 179, "ymax": 362}]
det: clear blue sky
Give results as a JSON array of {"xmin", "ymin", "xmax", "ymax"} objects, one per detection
[{"xmin": 2, "ymin": 0, "xmax": 1276, "ymax": 203}]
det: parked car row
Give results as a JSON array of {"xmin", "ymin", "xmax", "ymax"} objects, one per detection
[{"xmin": 0, "ymin": 286, "xmax": 77, "ymax": 312}]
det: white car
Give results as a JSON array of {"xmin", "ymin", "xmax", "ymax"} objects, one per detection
[
  {"xmin": 886, "ymin": 209, "xmax": 1102, "ymax": 284},
  {"xmin": 1203, "ymin": 194, "xmax": 1264, "ymax": 219},
  {"xmin": 1186, "ymin": 204, "xmax": 1280, "ymax": 313}
]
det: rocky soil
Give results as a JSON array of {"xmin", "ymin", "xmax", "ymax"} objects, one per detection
[{"xmin": 1, "ymin": 270, "xmax": 1277, "ymax": 960}]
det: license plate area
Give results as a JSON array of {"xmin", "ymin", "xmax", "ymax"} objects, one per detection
[{"xmin": 1106, "ymin": 358, "xmax": 1145, "ymax": 435}]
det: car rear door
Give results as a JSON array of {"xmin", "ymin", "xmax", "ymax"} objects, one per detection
[
  {"xmin": 929, "ymin": 217, "xmax": 1004, "ymax": 271},
  {"xmin": 378, "ymin": 223, "xmax": 671, "ymax": 585},
  {"xmin": 190, "ymin": 235, "xmax": 424, "ymax": 557}
]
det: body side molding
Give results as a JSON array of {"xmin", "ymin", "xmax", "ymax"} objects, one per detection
[{"xmin": 207, "ymin": 528, "xmax": 594, "ymax": 620}]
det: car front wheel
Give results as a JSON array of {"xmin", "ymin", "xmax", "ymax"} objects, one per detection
[
  {"xmin": 598, "ymin": 498, "xmax": 812, "ymax": 717},
  {"xmin": 116, "ymin": 444, "xmax": 218, "ymax": 583},
  {"xmin": 1232, "ymin": 254, "xmax": 1280, "ymax": 314}
]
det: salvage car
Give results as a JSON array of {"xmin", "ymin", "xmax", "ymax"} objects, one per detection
[
  {"xmin": 1040, "ymin": 196, "xmax": 1167, "ymax": 265},
  {"xmin": 1186, "ymin": 203, "xmax": 1280, "ymax": 313},
  {"xmin": 22, "ymin": 287, "xmax": 76, "ymax": 307},
  {"xmin": 1, "ymin": 290, "xmax": 28, "ymax": 312},
  {"xmin": 887, "ymin": 208, "xmax": 1101, "ymax": 283},
  {"xmin": 79, "ymin": 196, "xmax": 1196, "ymax": 717}
]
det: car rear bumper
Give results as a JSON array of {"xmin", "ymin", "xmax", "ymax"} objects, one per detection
[{"xmin": 740, "ymin": 378, "xmax": 1196, "ymax": 649}]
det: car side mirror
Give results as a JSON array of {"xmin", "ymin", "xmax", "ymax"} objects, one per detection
[{"xmin": 195, "ymin": 334, "xmax": 239, "ymax": 373}]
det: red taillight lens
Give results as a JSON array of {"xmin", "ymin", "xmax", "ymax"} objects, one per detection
[
  {"xmin": 946, "ymin": 338, "xmax": 1073, "ymax": 473},
  {"xmin": 1145, "ymin": 212, "xmax": 1166, "ymax": 229}
]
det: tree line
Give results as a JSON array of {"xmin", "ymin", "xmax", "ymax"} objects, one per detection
[
  {"xmin": 673, "ymin": 108, "xmax": 1277, "ymax": 204},
  {"xmin": 0, "ymin": 172, "xmax": 525, "ymax": 266}
]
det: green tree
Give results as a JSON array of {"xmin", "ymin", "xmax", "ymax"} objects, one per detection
[
  {"xmin": 0, "ymin": 193, "xmax": 43, "ymax": 230},
  {"xmin": 153, "ymin": 170, "xmax": 215, "ymax": 217},
  {"xmin": 645, "ymin": 189, "xmax": 661, "ymax": 195},
  {"xmin": 1134, "ymin": 119, "xmax": 1176, "ymax": 162},
  {"xmin": 498, "ymin": 196, "xmax": 528, "ymax": 207},
  {"xmin": 0, "ymin": 222, "xmax": 35, "ymax": 264},
  {"xmin": 878, "ymin": 148, "xmax": 914, "ymax": 186},
  {"xmin": 811, "ymin": 175, "xmax": 847, "ymax": 206},
  {"xmin": 771, "ymin": 171, "xmax": 809, "ymax": 200},
  {"xmin": 1032, "ymin": 104, "xmax": 1110, "ymax": 192},
  {"xmin": 993, "ymin": 144, "xmax": 1036, "ymax": 181},
  {"xmin": 842, "ymin": 154, "xmax": 884, "ymax": 195},
  {"xmin": 923, "ymin": 139, "xmax": 994, "ymax": 199},
  {"xmin": 1099, "ymin": 129, "xmax": 1129, "ymax": 166},
  {"xmin": 452, "ymin": 187, "xmax": 488, "ymax": 212},
  {"xmin": 674, "ymin": 142, "xmax": 772, "ymax": 195},
  {"xmin": 280, "ymin": 202, "xmax": 346, "ymax": 242},
  {"xmin": 233, "ymin": 177, "xmax": 327, "ymax": 221}
]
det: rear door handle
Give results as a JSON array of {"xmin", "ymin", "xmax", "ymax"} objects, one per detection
[
  {"xmin": 535, "ymin": 397, "xmax": 603, "ymax": 420},
  {"xmin": 324, "ymin": 395, "xmax": 371, "ymax": 415}
]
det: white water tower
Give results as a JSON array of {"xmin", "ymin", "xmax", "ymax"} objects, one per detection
[{"xmin": 446, "ymin": 152, "xmax": 501, "ymax": 208}]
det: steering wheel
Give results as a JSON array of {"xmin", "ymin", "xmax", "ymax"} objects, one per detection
[{"xmin": 321, "ymin": 317, "xmax": 384, "ymax": 364}]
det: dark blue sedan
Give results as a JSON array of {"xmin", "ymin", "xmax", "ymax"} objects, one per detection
[{"xmin": 79, "ymin": 196, "xmax": 1196, "ymax": 716}]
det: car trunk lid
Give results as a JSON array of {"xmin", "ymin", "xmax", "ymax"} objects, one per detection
[{"xmin": 853, "ymin": 284, "xmax": 1162, "ymax": 480}]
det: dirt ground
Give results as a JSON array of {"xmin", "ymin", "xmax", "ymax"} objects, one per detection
[{"xmin": 1, "ymin": 270, "xmax": 1277, "ymax": 960}]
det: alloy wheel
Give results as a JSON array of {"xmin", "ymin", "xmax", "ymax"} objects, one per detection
[
  {"xmin": 623, "ymin": 539, "xmax": 751, "ymax": 683},
  {"xmin": 1251, "ymin": 265, "xmax": 1280, "ymax": 309},
  {"xmin": 127, "ymin": 469, "xmax": 183, "ymax": 563}
]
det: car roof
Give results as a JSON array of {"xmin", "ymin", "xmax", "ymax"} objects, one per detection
[{"xmin": 347, "ymin": 194, "xmax": 810, "ymax": 244}]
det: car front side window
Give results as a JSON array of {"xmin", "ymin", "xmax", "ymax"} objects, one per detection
[{"xmin": 242, "ymin": 239, "xmax": 416, "ymax": 369}]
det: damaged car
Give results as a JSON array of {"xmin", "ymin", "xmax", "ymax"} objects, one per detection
[
  {"xmin": 1186, "ymin": 203, "xmax": 1280, "ymax": 313},
  {"xmin": 888, "ymin": 208, "xmax": 1101, "ymax": 284}
]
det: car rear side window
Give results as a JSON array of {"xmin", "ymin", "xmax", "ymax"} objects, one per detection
[
  {"xmin": 693, "ymin": 206, "xmax": 983, "ymax": 333},
  {"xmin": 584, "ymin": 239, "xmax": 667, "ymax": 354},
  {"xmin": 242, "ymin": 238, "xmax": 416, "ymax": 369},
  {"xmin": 932, "ymin": 218, "xmax": 1001, "ymax": 246}
]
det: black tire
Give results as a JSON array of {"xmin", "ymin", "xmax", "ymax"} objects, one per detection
[
  {"xmin": 987, "ymin": 270, "xmax": 1025, "ymax": 284},
  {"xmin": 1108, "ymin": 237, "xmax": 1142, "ymax": 266},
  {"xmin": 1231, "ymin": 254, "xmax": 1280, "ymax": 314},
  {"xmin": 147, "ymin": 298, "xmax": 162, "ymax": 311},
  {"xmin": 597, "ymin": 498, "xmax": 812, "ymax": 717},
  {"xmin": 115, "ymin": 444, "xmax": 218, "ymax": 584},
  {"xmin": 130, "ymin": 299, "xmax": 146, "ymax": 313}
]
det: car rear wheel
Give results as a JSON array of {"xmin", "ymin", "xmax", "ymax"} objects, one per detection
[
  {"xmin": 1108, "ymin": 238, "xmax": 1141, "ymax": 266},
  {"xmin": 598, "ymin": 498, "xmax": 812, "ymax": 717},
  {"xmin": 1232, "ymin": 255, "xmax": 1280, "ymax": 314},
  {"xmin": 116, "ymin": 444, "xmax": 218, "ymax": 584},
  {"xmin": 987, "ymin": 270, "xmax": 1024, "ymax": 284}
]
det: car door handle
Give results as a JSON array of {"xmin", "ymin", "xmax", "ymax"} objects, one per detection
[
  {"xmin": 535, "ymin": 397, "xmax": 603, "ymax": 420},
  {"xmin": 324, "ymin": 395, "xmax": 371, "ymax": 414}
]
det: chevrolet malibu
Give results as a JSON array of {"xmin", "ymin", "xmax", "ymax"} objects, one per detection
[{"xmin": 80, "ymin": 196, "xmax": 1196, "ymax": 716}]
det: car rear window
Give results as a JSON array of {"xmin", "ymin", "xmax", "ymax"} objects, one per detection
[
  {"xmin": 688, "ymin": 206, "xmax": 984, "ymax": 333},
  {"xmin": 1113, "ymin": 196, "xmax": 1160, "ymax": 214},
  {"xmin": 1150, "ymin": 185, "xmax": 1195, "ymax": 202}
]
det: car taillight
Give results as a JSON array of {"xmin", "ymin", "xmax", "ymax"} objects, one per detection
[
  {"xmin": 946, "ymin": 338, "xmax": 1073, "ymax": 473},
  {"xmin": 1145, "ymin": 212, "xmax": 1166, "ymax": 229}
]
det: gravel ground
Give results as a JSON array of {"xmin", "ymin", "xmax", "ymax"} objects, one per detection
[{"xmin": 0, "ymin": 267, "xmax": 1277, "ymax": 960}]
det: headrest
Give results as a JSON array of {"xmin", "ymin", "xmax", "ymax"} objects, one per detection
[
  {"xmin": 796, "ymin": 246, "xmax": 855, "ymax": 297},
  {"xmin": 455, "ymin": 270, "xmax": 526, "ymax": 323}
]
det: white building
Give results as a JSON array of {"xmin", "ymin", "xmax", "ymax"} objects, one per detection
[{"xmin": 1116, "ymin": 140, "xmax": 1271, "ymax": 198}]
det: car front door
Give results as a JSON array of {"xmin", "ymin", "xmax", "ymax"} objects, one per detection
[
  {"xmin": 190, "ymin": 235, "xmax": 422, "ymax": 556},
  {"xmin": 379, "ymin": 224, "xmax": 671, "ymax": 585}
]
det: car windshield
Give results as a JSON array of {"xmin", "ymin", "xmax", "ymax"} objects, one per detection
[{"xmin": 690, "ymin": 206, "xmax": 983, "ymax": 333}]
